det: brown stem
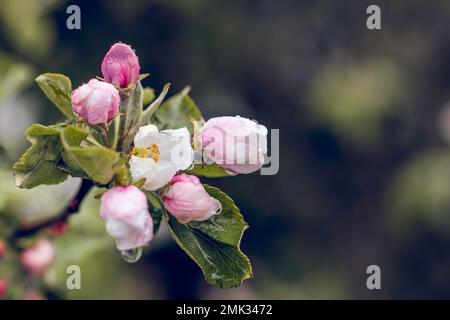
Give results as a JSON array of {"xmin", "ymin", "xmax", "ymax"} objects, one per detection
[{"xmin": 11, "ymin": 179, "xmax": 93, "ymax": 239}]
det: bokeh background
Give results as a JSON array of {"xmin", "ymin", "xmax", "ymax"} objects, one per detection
[{"xmin": 1, "ymin": 0, "xmax": 450, "ymax": 299}]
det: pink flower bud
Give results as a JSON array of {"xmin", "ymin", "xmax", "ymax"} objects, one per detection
[
  {"xmin": 101, "ymin": 42, "xmax": 140, "ymax": 88},
  {"xmin": 162, "ymin": 174, "xmax": 221, "ymax": 224},
  {"xmin": 0, "ymin": 241, "xmax": 5, "ymax": 258},
  {"xmin": 196, "ymin": 116, "xmax": 268, "ymax": 174},
  {"xmin": 71, "ymin": 79, "xmax": 120, "ymax": 125},
  {"xmin": 21, "ymin": 239, "xmax": 55, "ymax": 277},
  {"xmin": 0, "ymin": 279, "xmax": 8, "ymax": 299},
  {"xmin": 100, "ymin": 186, "xmax": 153, "ymax": 251}
]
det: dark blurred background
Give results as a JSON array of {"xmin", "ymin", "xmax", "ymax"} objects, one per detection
[{"xmin": 2, "ymin": 0, "xmax": 450, "ymax": 299}]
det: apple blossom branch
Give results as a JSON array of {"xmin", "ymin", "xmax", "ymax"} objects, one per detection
[{"xmin": 11, "ymin": 179, "xmax": 94, "ymax": 239}]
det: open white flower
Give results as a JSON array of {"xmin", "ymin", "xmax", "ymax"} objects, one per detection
[{"xmin": 129, "ymin": 125, "xmax": 194, "ymax": 191}]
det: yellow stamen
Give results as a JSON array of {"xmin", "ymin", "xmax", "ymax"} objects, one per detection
[{"xmin": 133, "ymin": 144, "xmax": 160, "ymax": 162}]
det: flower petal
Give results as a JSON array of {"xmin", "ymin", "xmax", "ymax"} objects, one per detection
[
  {"xmin": 194, "ymin": 197, "xmax": 222, "ymax": 222},
  {"xmin": 159, "ymin": 127, "xmax": 194, "ymax": 170},
  {"xmin": 134, "ymin": 124, "xmax": 159, "ymax": 148}
]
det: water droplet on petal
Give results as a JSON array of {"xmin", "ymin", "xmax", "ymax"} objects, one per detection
[
  {"xmin": 210, "ymin": 197, "xmax": 222, "ymax": 215},
  {"xmin": 120, "ymin": 247, "xmax": 143, "ymax": 263},
  {"xmin": 225, "ymin": 169, "xmax": 237, "ymax": 176}
]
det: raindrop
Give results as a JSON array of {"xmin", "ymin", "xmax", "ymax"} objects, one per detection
[
  {"xmin": 120, "ymin": 247, "xmax": 143, "ymax": 263},
  {"xmin": 225, "ymin": 169, "xmax": 237, "ymax": 176},
  {"xmin": 187, "ymin": 162, "xmax": 195, "ymax": 170}
]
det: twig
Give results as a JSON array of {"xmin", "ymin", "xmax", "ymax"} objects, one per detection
[{"xmin": 12, "ymin": 179, "xmax": 94, "ymax": 238}]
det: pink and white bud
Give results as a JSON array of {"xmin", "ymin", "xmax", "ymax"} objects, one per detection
[
  {"xmin": 101, "ymin": 42, "xmax": 140, "ymax": 88},
  {"xmin": 100, "ymin": 186, "xmax": 153, "ymax": 251},
  {"xmin": 21, "ymin": 239, "xmax": 55, "ymax": 277},
  {"xmin": 163, "ymin": 174, "xmax": 221, "ymax": 224},
  {"xmin": 0, "ymin": 279, "xmax": 8, "ymax": 299},
  {"xmin": 71, "ymin": 79, "xmax": 120, "ymax": 125},
  {"xmin": 196, "ymin": 116, "xmax": 268, "ymax": 174}
]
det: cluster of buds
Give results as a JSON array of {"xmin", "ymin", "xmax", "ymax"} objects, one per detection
[
  {"xmin": 13, "ymin": 41, "xmax": 268, "ymax": 288},
  {"xmin": 67, "ymin": 43, "xmax": 268, "ymax": 253},
  {"xmin": 71, "ymin": 43, "xmax": 140, "ymax": 125}
]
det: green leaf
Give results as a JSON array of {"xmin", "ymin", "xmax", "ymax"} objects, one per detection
[
  {"xmin": 61, "ymin": 125, "xmax": 87, "ymax": 147},
  {"xmin": 66, "ymin": 148, "xmax": 120, "ymax": 185},
  {"xmin": 196, "ymin": 185, "xmax": 249, "ymax": 246},
  {"xmin": 114, "ymin": 155, "xmax": 132, "ymax": 186},
  {"xmin": 121, "ymin": 81, "xmax": 144, "ymax": 152},
  {"xmin": 12, "ymin": 124, "xmax": 67, "ymax": 188},
  {"xmin": 125, "ymin": 81, "xmax": 144, "ymax": 133},
  {"xmin": 59, "ymin": 125, "xmax": 89, "ymax": 178},
  {"xmin": 107, "ymin": 115, "xmax": 120, "ymax": 150},
  {"xmin": 145, "ymin": 191, "xmax": 164, "ymax": 235},
  {"xmin": 61, "ymin": 126, "xmax": 120, "ymax": 184},
  {"xmin": 165, "ymin": 184, "xmax": 252, "ymax": 288},
  {"xmin": 35, "ymin": 73, "xmax": 74, "ymax": 119},
  {"xmin": 185, "ymin": 164, "xmax": 231, "ymax": 178},
  {"xmin": 138, "ymin": 73, "xmax": 150, "ymax": 81},
  {"xmin": 150, "ymin": 86, "xmax": 201, "ymax": 133},
  {"xmin": 140, "ymin": 83, "xmax": 170, "ymax": 126}
]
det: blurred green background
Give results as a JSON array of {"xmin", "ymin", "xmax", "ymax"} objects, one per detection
[{"xmin": 2, "ymin": 0, "xmax": 450, "ymax": 299}]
